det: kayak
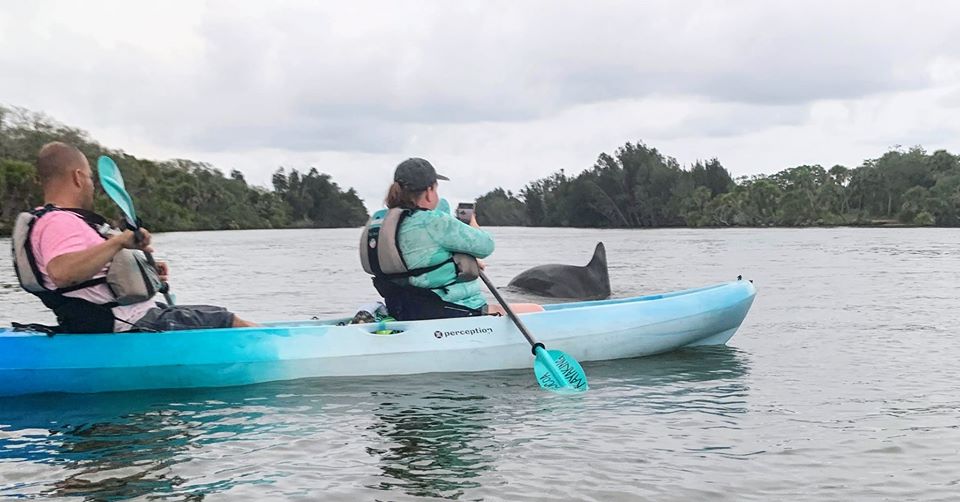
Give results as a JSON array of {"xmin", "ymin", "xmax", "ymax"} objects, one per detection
[{"xmin": 0, "ymin": 279, "xmax": 756, "ymax": 397}]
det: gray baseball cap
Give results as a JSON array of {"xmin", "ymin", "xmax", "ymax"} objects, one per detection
[{"xmin": 394, "ymin": 158, "xmax": 449, "ymax": 190}]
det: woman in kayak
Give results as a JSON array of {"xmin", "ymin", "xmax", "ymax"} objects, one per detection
[{"xmin": 360, "ymin": 158, "xmax": 542, "ymax": 320}]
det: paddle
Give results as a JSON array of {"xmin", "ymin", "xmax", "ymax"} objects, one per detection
[
  {"xmin": 479, "ymin": 271, "xmax": 588, "ymax": 392},
  {"xmin": 97, "ymin": 155, "xmax": 174, "ymax": 305}
]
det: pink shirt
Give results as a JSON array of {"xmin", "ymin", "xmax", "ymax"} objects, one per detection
[{"xmin": 31, "ymin": 209, "xmax": 156, "ymax": 331}]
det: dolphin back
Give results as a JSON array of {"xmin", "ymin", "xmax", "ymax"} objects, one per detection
[{"xmin": 508, "ymin": 242, "xmax": 611, "ymax": 300}]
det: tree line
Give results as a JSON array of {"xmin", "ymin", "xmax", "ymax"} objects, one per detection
[
  {"xmin": 476, "ymin": 141, "xmax": 960, "ymax": 227},
  {"xmin": 0, "ymin": 106, "xmax": 368, "ymax": 235},
  {"xmin": 7, "ymin": 104, "xmax": 958, "ymax": 234}
]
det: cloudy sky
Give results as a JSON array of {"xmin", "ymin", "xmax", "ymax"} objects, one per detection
[{"xmin": 2, "ymin": 0, "xmax": 959, "ymax": 208}]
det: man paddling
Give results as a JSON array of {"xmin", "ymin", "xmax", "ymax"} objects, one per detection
[{"xmin": 11, "ymin": 142, "xmax": 255, "ymax": 333}]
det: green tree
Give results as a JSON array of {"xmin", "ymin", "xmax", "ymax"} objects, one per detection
[
  {"xmin": 0, "ymin": 105, "xmax": 368, "ymax": 234},
  {"xmin": 476, "ymin": 188, "xmax": 527, "ymax": 226},
  {"xmin": 0, "ymin": 159, "xmax": 41, "ymax": 233},
  {"xmin": 690, "ymin": 158, "xmax": 734, "ymax": 196}
]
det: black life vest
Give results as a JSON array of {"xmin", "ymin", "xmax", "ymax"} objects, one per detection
[{"xmin": 11, "ymin": 205, "xmax": 161, "ymax": 333}]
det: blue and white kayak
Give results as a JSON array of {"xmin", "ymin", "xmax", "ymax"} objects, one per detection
[{"xmin": 0, "ymin": 279, "xmax": 756, "ymax": 397}]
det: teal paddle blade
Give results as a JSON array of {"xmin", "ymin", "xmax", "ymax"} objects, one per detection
[
  {"xmin": 97, "ymin": 155, "xmax": 138, "ymax": 226},
  {"xmin": 96, "ymin": 155, "xmax": 125, "ymax": 189},
  {"xmin": 96, "ymin": 155, "xmax": 175, "ymax": 305},
  {"xmin": 533, "ymin": 347, "xmax": 588, "ymax": 392}
]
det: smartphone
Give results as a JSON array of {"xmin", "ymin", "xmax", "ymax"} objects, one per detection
[{"xmin": 456, "ymin": 202, "xmax": 475, "ymax": 223}]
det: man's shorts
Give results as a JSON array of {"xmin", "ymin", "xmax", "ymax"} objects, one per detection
[{"xmin": 134, "ymin": 304, "xmax": 236, "ymax": 332}]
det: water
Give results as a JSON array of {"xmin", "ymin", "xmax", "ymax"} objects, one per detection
[{"xmin": 1, "ymin": 227, "xmax": 959, "ymax": 500}]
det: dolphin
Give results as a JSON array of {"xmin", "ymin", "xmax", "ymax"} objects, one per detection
[{"xmin": 508, "ymin": 242, "xmax": 611, "ymax": 300}]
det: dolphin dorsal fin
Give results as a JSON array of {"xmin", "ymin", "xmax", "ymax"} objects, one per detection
[{"xmin": 586, "ymin": 242, "xmax": 607, "ymax": 269}]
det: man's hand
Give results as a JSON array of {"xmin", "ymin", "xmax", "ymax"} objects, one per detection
[
  {"xmin": 114, "ymin": 228, "xmax": 154, "ymax": 253},
  {"xmin": 477, "ymin": 259, "xmax": 486, "ymax": 271},
  {"xmin": 469, "ymin": 212, "xmax": 480, "ymax": 229}
]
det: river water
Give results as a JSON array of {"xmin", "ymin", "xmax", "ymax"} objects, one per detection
[{"xmin": 1, "ymin": 227, "xmax": 958, "ymax": 500}]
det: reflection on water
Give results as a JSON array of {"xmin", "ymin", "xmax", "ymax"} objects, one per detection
[
  {"xmin": 591, "ymin": 345, "xmax": 750, "ymax": 384},
  {"xmin": 365, "ymin": 390, "xmax": 495, "ymax": 499},
  {"xmin": 0, "ymin": 389, "xmax": 277, "ymax": 500},
  {"xmin": 44, "ymin": 413, "xmax": 194, "ymax": 500},
  {"xmin": 0, "ymin": 347, "xmax": 751, "ymax": 500},
  {"xmin": 590, "ymin": 346, "xmax": 751, "ymax": 418}
]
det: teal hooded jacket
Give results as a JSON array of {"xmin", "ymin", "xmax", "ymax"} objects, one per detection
[{"xmin": 369, "ymin": 200, "xmax": 494, "ymax": 310}]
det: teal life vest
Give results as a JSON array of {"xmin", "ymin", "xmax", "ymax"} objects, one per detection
[
  {"xmin": 359, "ymin": 207, "xmax": 482, "ymax": 320},
  {"xmin": 359, "ymin": 207, "xmax": 479, "ymax": 284}
]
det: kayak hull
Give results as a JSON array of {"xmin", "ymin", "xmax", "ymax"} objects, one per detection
[{"xmin": 0, "ymin": 279, "xmax": 756, "ymax": 396}]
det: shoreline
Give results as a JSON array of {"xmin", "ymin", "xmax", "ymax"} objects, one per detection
[{"xmin": 0, "ymin": 221, "xmax": 935, "ymax": 238}]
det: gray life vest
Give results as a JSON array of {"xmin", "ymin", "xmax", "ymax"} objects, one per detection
[
  {"xmin": 359, "ymin": 208, "xmax": 479, "ymax": 284},
  {"xmin": 11, "ymin": 205, "xmax": 163, "ymax": 332}
]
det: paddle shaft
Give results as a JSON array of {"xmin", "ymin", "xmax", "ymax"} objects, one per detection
[
  {"xmin": 479, "ymin": 271, "xmax": 583, "ymax": 390},
  {"xmin": 479, "ymin": 271, "xmax": 540, "ymax": 350},
  {"xmin": 99, "ymin": 156, "xmax": 173, "ymax": 305}
]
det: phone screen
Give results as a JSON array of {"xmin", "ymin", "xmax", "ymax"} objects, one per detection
[{"xmin": 456, "ymin": 202, "xmax": 475, "ymax": 222}]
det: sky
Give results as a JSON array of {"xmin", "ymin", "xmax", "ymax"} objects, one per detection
[{"xmin": 2, "ymin": 0, "xmax": 959, "ymax": 209}]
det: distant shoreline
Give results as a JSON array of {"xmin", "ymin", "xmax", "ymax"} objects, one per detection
[{"xmin": 0, "ymin": 221, "xmax": 936, "ymax": 238}]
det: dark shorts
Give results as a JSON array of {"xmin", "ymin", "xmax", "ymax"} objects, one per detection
[{"xmin": 135, "ymin": 304, "xmax": 236, "ymax": 332}]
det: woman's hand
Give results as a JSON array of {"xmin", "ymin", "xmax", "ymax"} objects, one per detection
[{"xmin": 156, "ymin": 260, "xmax": 170, "ymax": 282}]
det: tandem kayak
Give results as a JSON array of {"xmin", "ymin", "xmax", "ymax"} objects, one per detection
[{"xmin": 0, "ymin": 279, "xmax": 756, "ymax": 397}]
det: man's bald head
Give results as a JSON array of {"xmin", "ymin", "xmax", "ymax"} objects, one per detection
[
  {"xmin": 36, "ymin": 142, "xmax": 96, "ymax": 210},
  {"xmin": 37, "ymin": 142, "xmax": 88, "ymax": 187}
]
